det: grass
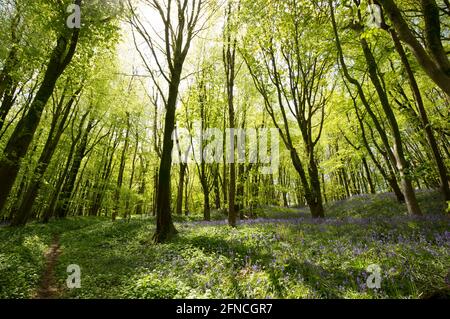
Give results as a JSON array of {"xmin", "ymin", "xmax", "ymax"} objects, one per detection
[
  {"xmin": 0, "ymin": 217, "xmax": 108, "ymax": 298},
  {"xmin": 0, "ymin": 191, "xmax": 449, "ymax": 299}
]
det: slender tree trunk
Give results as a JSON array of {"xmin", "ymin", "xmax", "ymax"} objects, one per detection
[
  {"xmin": 126, "ymin": 131, "xmax": 139, "ymax": 216},
  {"xmin": 223, "ymin": 2, "xmax": 239, "ymax": 227},
  {"xmin": 176, "ymin": 164, "xmax": 187, "ymax": 216},
  {"xmin": 184, "ymin": 171, "xmax": 189, "ymax": 216},
  {"xmin": 89, "ymin": 133, "xmax": 118, "ymax": 217},
  {"xmin": 237, "ymin": 164, "xmax": 245, "ymax": 218},
  {"xmin": 222, "ymin": 113, "xmax": 228, "ymax": 207},
  {"xmin": 0, "ymin": 13, "xmax": 20, "ymax": 129},
  {"xmin": 135, "ymin": 155, "xmax": 147, "ymax": 216},
  {"xmin": 330, "ymin": 1, "xmax": 409, "ymax": 205},
  {"xmin": 213, "ymin": 168, "xmax": 221, "ymax": 209},
  {"xmin": 152, "ymin": 169, "xmax": 158, "ymax": 217},
  {"xmin": 362, "ymin": 157, "xmax": 376, "ymax": 194},
  {"xmin": 203, "ymin": 186, "xmax": 211, "ymax": 221},
  {"xmin": 113, "ymin": 113, "xmax": 130, "ymax": 221},
  {"xmin": 0, "ymin": 83, "xmax": 17, "ymax": 132},
  {"xmin": 227, "ymin": 129, "xmax": 236, "ymax": 226}
]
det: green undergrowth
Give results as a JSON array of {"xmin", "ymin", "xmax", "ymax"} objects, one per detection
[
  {"xmin": 0, "ymin": 191, "xmax": 448, "ymax": 299},
  {"xmin": 0, "ymin": 217, "xmax": 108, "ymax": 298}
]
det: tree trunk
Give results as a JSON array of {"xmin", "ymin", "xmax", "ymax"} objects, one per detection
[
  {"xmin": 154, "ymin": 73, "xmax": 180, "ymax": 243},
  {"xmin": 176, "ymin": 164, "xmax": 187, "ymax": 216},
  {"xmin": 126, "ymin": 130, "xmax": 139, "ymax": 216},
  {"xmin": 113, "ymin": 113, "xmax": 130, "ymax": 221},
  {"xmin": 184, "ymin": 172, "xmax": 189, "ymax": 216},
  {"xmin": 135, "ymin": 155, "xmax": 148, "ymax": 216},
  {"xmin": 362, "ymin": 157, "xmax": 376, "ymax": 194},
  {"xmin": 0, "ymin": 83, "xmax": 17, "ymax": 132},
  {"xmin": 223, "ymin": 2, "xmax": 239, "ymax": 227},
  {"xmin": 89, "ymin": 133, "xmax": 117, "ymax": 217},
  {"xmin": 0, "ymin": 15, "xmax": 20, "ymax": 129},
  {"xmin": 307, "ymin": 155, "xmax": 325, "ymax": 218},
  {"xmin": 203, "ymin": 187, "xmax": 211, "ymax": 221},
  {"xmin": 213, "ymin": 168, "xmax": 221, "ymax": 209}
]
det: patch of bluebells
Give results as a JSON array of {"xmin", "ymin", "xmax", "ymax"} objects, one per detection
[{"xmin": 67, "ymin": 191, "xmax": 450, "ymax": 299}]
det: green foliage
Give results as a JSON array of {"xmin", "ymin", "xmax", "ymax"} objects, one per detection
[
  {"xmin": 0, "ymin": 217, "xmax": 104, "ymax": 298},
  {"xmin": 1, "ymin": 191, "xmax": 448, "ymax": 299},
  {"xmin": 0, "ymin": 229, "xmax": 48, "ymax": 298},
  {"xmin": 1, "ymin": 0, "xmax": 450, "ymax": 300},
  {"xmin": 123, "ymin": 271, "xmax": 191, "ymax": 299}
]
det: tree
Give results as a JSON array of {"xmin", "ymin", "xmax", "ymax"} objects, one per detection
[
  {"xmin": 0, "ymin": 0, "xmax": 121, "ymax": 215},
  {"xmin": 0, "ymin": 0, "xmax": 83, "ymax": 213},
  {"xmin": 329, "ymin": 0, "xmax": 422, "ymax": 216},
  {"xmin": 223, "ymin": 0, "xmax": 240, "ymax": 226},
  {"xmin": 11, "ymin": 83, "xmax": 83, "ymax": 226},
  {"xmin": 112, "ymin": 112, "xmax": 131, "ymax": 221},
  {"xmin": 243, "ymin": 0, "xmax": 332, "ymax": 218},
  {"xmin": 130, "ymin": 0, "xmax": 208, "ymax": 242},
  {"xmin": 375, "ymin": 1, "xmax": 450, "ymax": 201},
  {"xmin": 376, "ymin": 0, "xmax": 450, "ymax": 96}
]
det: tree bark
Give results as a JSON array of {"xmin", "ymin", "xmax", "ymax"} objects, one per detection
[
  {"xmin": 176, "ymin": 163, "xmax": 187, "ymax": 216},
  {"xmin": 0, "ymin": 83, "xmax": 18, "ymax": 132},
  {"xmin": 112, "ymin": 112, "xmax": 130, "ymax": 221},
  {"xmin": 362, "ymin": 157, "xmax": 376, "ymax": 194},
  {"xmin": 223, "ymin": 1, "xmax": 239, "ymax": 227},
  {"xmin": 154, "ymin": 74, "xmax": 180, "ymax": 242}
]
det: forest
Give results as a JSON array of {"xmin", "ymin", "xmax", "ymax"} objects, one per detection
[{"xmin": 0, "ymin": 0, "xmax": 449, "ymax": 300}]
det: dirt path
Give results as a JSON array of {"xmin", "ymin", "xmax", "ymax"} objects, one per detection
[{"xmin": 34, "ymin": 234, "xmax": 62, "ymax": 299}]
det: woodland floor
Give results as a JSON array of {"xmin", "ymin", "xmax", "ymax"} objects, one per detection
[{"xmin": 0, "ymin": 190, "xmax": 449, "ymax": 299}]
